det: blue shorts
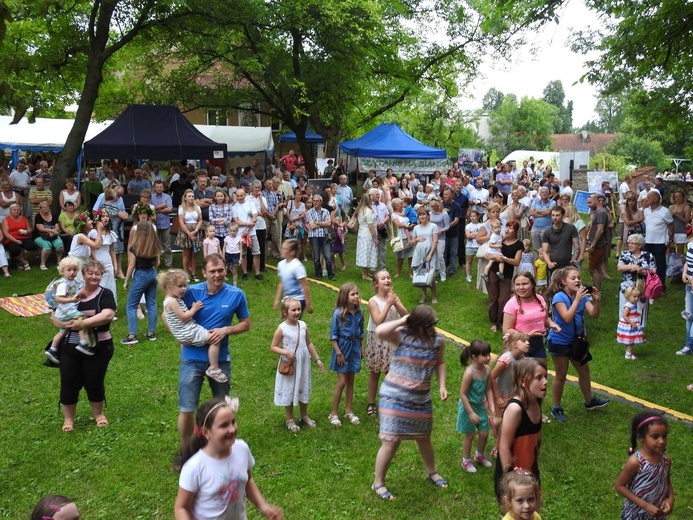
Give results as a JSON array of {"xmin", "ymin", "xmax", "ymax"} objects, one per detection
[
  {"xmin": 466, "ymin": 246, "xmax": 478, "ymax": 256},
  {"xmin": 179, "ymin": 358, "xmax": 231, "ymax": 412},
  {"xmin": 547, "ymin": 339, "xmax": 572, "ymax": 357},
  {"xmin": 225, "ymin": 253, "xmax": 240, "ymax": 266}
]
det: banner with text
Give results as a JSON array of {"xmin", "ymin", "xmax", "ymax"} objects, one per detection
[{"xmin": 358, "ymin": 157, "xmax": 449, "ymax": 176}]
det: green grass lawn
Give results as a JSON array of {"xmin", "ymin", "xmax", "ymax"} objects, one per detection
[{"xmin": 0, "ymin": 234, "xmax": 691, "ymax": 519}]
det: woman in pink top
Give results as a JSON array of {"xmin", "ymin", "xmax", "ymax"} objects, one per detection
[{"xmin": 502, "ymin": 271, "xmax": 560, "ymax": 358}]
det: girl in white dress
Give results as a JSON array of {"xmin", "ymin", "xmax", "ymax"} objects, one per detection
[
  {"xmin": 271, "ymin": 297, "xmax": 324, "ymax": 432},
  {"xmin": 89, "ymin": 210, "xmax": 117, "ymax": 297}
]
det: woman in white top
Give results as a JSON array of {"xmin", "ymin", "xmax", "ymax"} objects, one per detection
[
  {"xmin": 0, "ymin": 179, "xmax": 20, "ymax": 223},
  {"xmin": 355, "ymin": 193, "xmax": 378, "ymax": 279},
  {"xmin": 397, "ymin": 176, "xmax": 413, "ymax": 200},
  {"xmin": 391, "ymin": 198, "xmax": 413, "ymax": 278},
  {"xmin": 175, "ymin": 189, "xmax": 203, "ymax": 282},
  {"xmin": 59, "ymin": 178, "xmax": 82, "ymax": 212}
]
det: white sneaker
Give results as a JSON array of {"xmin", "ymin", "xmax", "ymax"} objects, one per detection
[
  {"xmin": 466, "ymin": 275, "xmax": 472, "ymax": 282},
  {"xmin": 676, "ymin": 346, "xmax": 692, "ymax": 356}
]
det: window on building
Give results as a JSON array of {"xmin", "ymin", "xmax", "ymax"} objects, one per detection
[
  {"xmin": 206, "ymin": 108, "xmax": 228, "ymax": 126},
  {"xmin": 238, "ymin": 104, "xmax": 260, "ymax": 126}
]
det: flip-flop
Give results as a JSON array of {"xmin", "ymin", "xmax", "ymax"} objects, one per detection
[
  {"xmin": 95, "ymin": 414, "xmax": 108, "ymax": 427},
  {"xmin": 372, "ymin": 484, "xmax": 395, "ymax": 500},
  {"xmin": 62, "ymin": 419, "xmax": 74, "ymax": 432},
  {"xmin": 427, "ymin": 472, "xmax": 448, "ymax": 488}
]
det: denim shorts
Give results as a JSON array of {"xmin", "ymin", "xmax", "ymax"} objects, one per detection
[
  {"xmin": 225, "ymin": 252, "xmax": 240, "ymax": 266},
  {"xmin": 466, "ymin": 246, "xmax": 478, "ymax": 256},
  {"xmin": 179, "ymin": 358, "xmax": 231, "ymax": 412},
  {"xmin": 547, "ymin": 339, "xmax": 572, "ymax": 357}
]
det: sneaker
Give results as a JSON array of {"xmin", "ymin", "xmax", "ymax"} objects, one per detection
[
  {"xmin": 242, "ymin": 273, "xmax": 248, "ymax": 281},
  {"xmin": 75, "ymin": 344, "xmax": 95, "ymax": 356},
  {"xmin": 474, "ymin": 454, "xmax": 493, "ymax": 468},
  {"xmin": 145, "ymin": 332, "xmax": 156, "ymax": 341},
  {"xmin": 121, "ymin": 334, "xmax": 138, "ymax": 345},
  {"xmin": 551, "ymin": 405, "xmax": 567, "ymax": 422},
  {"xmin": 585, "ymin": 396, "xmax": 609, "ymax": 410},
  {"xmin": 461, "ymin": 460, "xmax": 477, "ymax": 473},
  {"xmin": 45, "ymin": 349, "xmax": 60, "ymax": 364},
  {"xmin": 676, "ymin": 346, "xmax": 693, "ymax": 355},
  {"xmin": 328, "ymin": 275, "xmax": 336, "ymax": 281},
  {"xmin": 254, "ymin": 274, "xmax": 264, "ymax": 281},
  {"xmin": 466, "ymin": 275, "xmax": 472, "ymax": 282}
]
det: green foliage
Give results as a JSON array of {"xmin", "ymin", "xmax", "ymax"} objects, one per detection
[
  {"xmin": 605, "ymin": 135, "xmax": 668, "ymax": 170},
  {"xmin": 591, "ymin": 94, "xmax": 626, "ymax": 133},
  {"xmin": 482, "ymin": 87, "xmax": 504, "ymax": 112},
  {"xmin": 589, "ymin": 152, "xmax": 629, "ymax": 176},
  {"xmin": 488, "ymin": 96, "xmax": 559, "ymax": 156},
  {"xmin": 542, "ymin": 80, "xmax": 572, "ymax": 133}
]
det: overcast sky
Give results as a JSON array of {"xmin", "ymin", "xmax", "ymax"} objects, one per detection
[{"xmin": 462, "ymin": 0, "xmax": 603, "ymax": 128}]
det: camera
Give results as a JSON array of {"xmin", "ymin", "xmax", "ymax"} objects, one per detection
[{"xmin": 583, "ymin": 285, "xmax": 594, "ymax": 294}]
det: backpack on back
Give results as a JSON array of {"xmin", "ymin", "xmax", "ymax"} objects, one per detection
[{"xmin": 44, "ymin": 278, "xmax": 62, "ymax": 310}]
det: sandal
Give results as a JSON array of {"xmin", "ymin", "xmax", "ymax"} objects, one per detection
[
  {"xmin": 344, "ymin": 412, "xmax": 360, "ymax": 425},
  {"xmin": 301, "ymin": 415, "xmax": 316, "ymax": 428},
  {"xmin": 687, "ymin": 384, "xmax": 693, "ymax": 392},
  {"xmin": 286, "ymin": 419, "xmax": 300, "ymax": 433},
  {"xmin": 427, "ymin": 472, "xmax": 448, "ymax": 488},
  {"xmin": 328, "ymin": 413, "xmax": 342, "ymax": 426},
  {"xmin": 625, "ymin": 352, "xmax": 639, "ymax": 360},
  {"xmin": 40, "ymin": 265, "xmax": 48, "ymax": 270},
  {"xmin": 372, "ymin": 484, "xmax": 395, "ymax": 501},
  {"xmin": 367, "ymin": 403, "xmax": 377, "ymax": 416},
  {"xmin": 3, "ymin": 272, "xmax": 10, "ymax": 278},
  {"xmin": 62, "ymin": 419, "xmax": 74, "ymax": 432},
  {"xmin": 23, "ymin": 262, "xmax": 31, "ymax": 271},
  {"xmin": 205, "ymin": 367, "xmax": 229, "ymax": 383},
  {"xmin": 95, "ymin": 414, "xmax": 108, "ymax": 428}
]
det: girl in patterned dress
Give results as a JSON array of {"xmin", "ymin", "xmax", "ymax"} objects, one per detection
[
  {"xmin": 371, "ymin": 305, "xmax": 449, "ymax": 501},
  {"xmin": 365, "ymin": 270, "xmax": 408, "ymax": 417},
  {"xmin": 271, "ymin": 297, "xmax": 324, "ymax": 433},
  {"xmin": 617, "ymin": 286, "xmax": 645, "ymax": 360},
  {"xmin": 615, "ymin": 412, "xmax": 673, "ymax": 519}
]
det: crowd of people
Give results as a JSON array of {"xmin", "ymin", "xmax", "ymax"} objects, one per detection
[{"xmin": 6, "ymin": 153, "xmax": 686, "ymax": 518}]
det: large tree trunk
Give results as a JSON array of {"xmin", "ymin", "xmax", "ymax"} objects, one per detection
[{"xmin": 51, "ymin": 53, "xmax": 105, "ymax": 213}]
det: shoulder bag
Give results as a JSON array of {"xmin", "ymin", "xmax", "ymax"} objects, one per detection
[
  {"xmin": 278, "ymin": 324, "xmax": 300, "ymax": 376},
  {"xmin": 412, "ymin": 261, "xmax": 436, "ymax": 287}
]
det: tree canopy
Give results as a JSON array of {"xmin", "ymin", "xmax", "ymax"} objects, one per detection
[{"xmin": 488, "ymin": 96, "xmax": 559, "ymax": 156}]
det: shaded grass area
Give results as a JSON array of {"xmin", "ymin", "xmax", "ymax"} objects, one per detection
[{"xmin": 0, "ymin": 233, "xmax": 691, "ymax": 518}]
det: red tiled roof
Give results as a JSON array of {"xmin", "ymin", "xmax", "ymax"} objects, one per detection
[{"xmin": 550, "ymin": 133, "xmax": 619, "ymax": 156}]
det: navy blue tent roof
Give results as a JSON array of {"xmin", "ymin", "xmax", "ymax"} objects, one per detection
[
  {"xmin": 279, "ymin": 130, "xmax": 323, "ymax": 143},
  {"xmin": 83, "ymin": 105, "xmax": 227, "ymax": 159},
  {"xmin": 339, "ymin": 123, "xmax": 446, "ymax": 159}
]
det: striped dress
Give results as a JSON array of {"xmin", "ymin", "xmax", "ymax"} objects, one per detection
[
  {"xmin": 617, "ymin": 302, "xmax": 644, "ymax": 345},
  {"xmin": 622, "ymin": 451, "xmax": 671, "ymax": 519},
  {"xmin": 378, "ymin": 330, "xmax": 442, "ymax": 441}
]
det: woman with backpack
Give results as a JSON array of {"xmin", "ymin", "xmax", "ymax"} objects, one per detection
[{"xmin": 616, "ymin": 233, "xmax": 656, "ymax": 329}]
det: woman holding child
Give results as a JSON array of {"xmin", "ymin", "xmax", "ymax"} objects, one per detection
[
  {"xmin": 52, "ymin": 259, "xmax": 116, "ymax": 432},
  {"xmin": 485, "ymin": 220, "xmax": 522, "ymax": 333}
]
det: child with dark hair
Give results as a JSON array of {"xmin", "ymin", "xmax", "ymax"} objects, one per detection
[
  {"xmin": 457, "ymin": 339, "xmax": 495, "ymax": 473},
  {"xmin": 31, "ymin": 494, "xmax": 79, "ymax": 520},
  {"xmin": 615, "ymin": 412, "xmax": 673, "ymax": 519},
  {"xmin": 174, "ymin": 397, "xmax": 283, "ymax": 520}
]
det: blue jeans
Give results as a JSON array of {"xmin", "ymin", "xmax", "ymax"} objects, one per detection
[
  {"xmin": 685, "ymin": 284, "xmax": 693, "ymax": 348},
  {"xmin": 309, "ymin": 236, "xmax": 333, "ymax": 278},
  {"xmin": 179, "ymin": 359, "xmax": 231, "ymax": 412},
  {"xmin": 126, "ymin": 267, "xmax": 157, "ymax": 335}
]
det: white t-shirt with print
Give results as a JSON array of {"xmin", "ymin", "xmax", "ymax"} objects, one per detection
[{"xmin": 178, "ymin": 440, "xmax": 255, "ymax": 520}]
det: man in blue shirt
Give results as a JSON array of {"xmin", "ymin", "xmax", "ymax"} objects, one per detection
[
  {"xmin": 442, "ymin": 187, "xmax": 462, "ymax": 277},
  {"xmin": 127, "ymin": 169, "xmax": 152, "ymax": 195},
  {"xmin": 175, "ymin": 254, "xmax": 250, "ymax": 455}
]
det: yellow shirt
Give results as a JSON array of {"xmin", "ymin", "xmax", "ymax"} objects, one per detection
[
  {"xmin": 535, "ymin": 258, "xmax": 547, "ymax": 284},
  {"xmin": 502, "ymin": 512, "xmax": 542, "ymax": 520}
]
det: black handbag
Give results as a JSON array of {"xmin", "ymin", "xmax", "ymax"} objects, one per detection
[{"xmin": 570, "ymin": 335, "xmax": 592, "ymax": 365}]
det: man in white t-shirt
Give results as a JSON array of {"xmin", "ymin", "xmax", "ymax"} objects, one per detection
[
  {"xmin": 643, "ymin": 190, "xmax": 673, "ymax": 292},
  {"xmin": 618, "ymin": 175, "xmax": 632, "ymax": 203},
  {"xmin": 231, "ymin": 188, "xmax": 262, "ymax": 281},
  {"xmin": 468, "ymin": 178, "xmax": 489, "ymax": 216},
  {"xmin": 248, "ymin": 180, "xmax": 268, "ymax": 273}
]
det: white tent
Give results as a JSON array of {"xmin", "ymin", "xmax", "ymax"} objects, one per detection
[
  {"xmin": 194, "ymin": 125, "xmax": 274, "ymax": 156},
  {"xmin": 0, "ymin": 116, "xmax": 275, "ymax": 158},
  {"xmin": 0, "ymin": 115, "xmax": 112, "ymax": 152}
]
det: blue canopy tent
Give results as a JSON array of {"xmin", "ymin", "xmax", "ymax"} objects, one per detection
[
  {"xmin": 339, "ymin": 123, "xmax": 447, "ymax": 178},
  {"xmin": 339, "ymin": 123, "xmax": 446, "ymax": 158},
  {"xmin": 279, "ymin": 129, "xmax": 324, "ymax": 143}
]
